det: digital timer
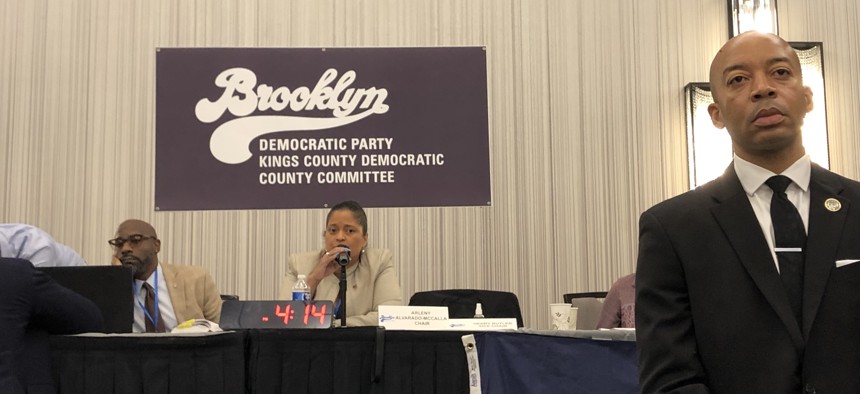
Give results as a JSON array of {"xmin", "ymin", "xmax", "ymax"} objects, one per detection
[{"xmin": 219, "ymin": 300, "xmax": 334, "ymax": 329}]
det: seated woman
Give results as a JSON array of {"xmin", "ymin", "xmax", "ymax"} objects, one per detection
[
  {"xmin": 278, "ymin": 200, "xmax": 403, "ymax": 326},
  {"xmin": 596, "ymin": 272, "xmax": 636, "ymax": 329}
]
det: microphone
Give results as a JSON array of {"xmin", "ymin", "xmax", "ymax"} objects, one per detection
[
  {"xmin": 335, "ymin": 245, "xmax": 350, "ymax": 328},
  {"xmin": 335, "ymin": 245, "xmax": 351, "ymax": 267}
]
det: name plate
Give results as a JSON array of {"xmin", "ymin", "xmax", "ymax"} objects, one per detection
[
  {"xmin": 220, "ymin": 300, "xmax": 334, "ymax": 329},
  {"xmin": 446, "ymin": 318, "xmax": 518, "ymax": 331},
  {"xmin": 379, "ymin": 305, "xmax": 450, "ymax": 330},
  {"xmin": 379, "ymin": 306, "xmax": 518, "ymax": 331}
]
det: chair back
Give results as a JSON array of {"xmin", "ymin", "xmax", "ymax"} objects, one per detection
[
  {"xmin": 409, "ymin": 289, "xmax": 525, "ymax": 327},
  {"xmin": 563, "ymin": 291, "xmax": 608, "ymax": 303},
  {"xmin": 562, "ymin": 292, "xmax": 607, "ymax": 330}
]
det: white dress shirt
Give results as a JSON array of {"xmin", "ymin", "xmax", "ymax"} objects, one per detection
[
  {"xmin": 734, "ymin": 154, "xmax": 811, "ymax": 273},
  {"xmin": 0, "ymin": 223, "xmax": 87, "ymax": 267},
  {"xmin": 132, "ymin": 263, "xmax": 179, "ymax": 333}
]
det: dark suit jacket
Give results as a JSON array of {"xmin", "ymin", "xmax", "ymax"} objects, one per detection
[
  {"xmin": 636, "ymin": 164, "xmax": 860, "ymax": 393},
  {"xmin": 0, "ymin": 258, "xmax": 104, "ymax": 394}
]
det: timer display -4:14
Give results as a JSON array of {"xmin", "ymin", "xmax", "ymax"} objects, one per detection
[
  {"xmin": 272, "ymin": 303, "xmax": 328, "ymax": 325},
  {"xmin": 243, "ymin": 300, "xmax": 334, "ymax": 328},
  {"xmin": 226, "ymin": 300, "xmax": 333, "ymax": 329}
]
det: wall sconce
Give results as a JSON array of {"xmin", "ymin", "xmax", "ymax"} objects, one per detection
[
  {"xmin": 685, "ymin": 83, "xmax": 730, "ymax": 190},
  {"xmin": 684, "ymin": 42, "xmax": 829, "ymax": 189},
  {"xmin": 729, "ymin": 0, "xmax": 779, "ymax": 38}
]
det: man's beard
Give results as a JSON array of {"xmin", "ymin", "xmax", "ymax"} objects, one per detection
[{"xmin": 119, "ymin": 255, "xmax": 149, "ymax": 278}]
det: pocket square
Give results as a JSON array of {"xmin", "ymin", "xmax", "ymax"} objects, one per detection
[{"xmin": 835, "ymin": 259, "xmax": 860, "ymax": 268}]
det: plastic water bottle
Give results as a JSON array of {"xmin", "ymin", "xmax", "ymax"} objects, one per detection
[
  {"xmin": 292, "ymin": 274, "xmax": 311, "ymax": 301},
  {"xmin": 474, "ymin": 303, "xmax": 485, "ymax": 318}
]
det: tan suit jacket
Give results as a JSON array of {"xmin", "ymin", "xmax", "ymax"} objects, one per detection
[
  {"xmin": 162, "ymin": 263, "xmax": 222, "ymax": 323},
  {"xmin": 279, "ymin": 248, "xmax": 403, "ymax": 326}
]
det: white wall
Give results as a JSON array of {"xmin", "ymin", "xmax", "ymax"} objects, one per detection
[{"xmin": 2, "ymin": 0, "xmax": 858, "ymax": 329}]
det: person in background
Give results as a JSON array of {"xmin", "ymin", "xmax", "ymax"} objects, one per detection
[
  {"xmin": 279, "ymin": 200, "xmax": 403, "ymax": 326},
  {"xmin": 596, "ymin": 272, "xmax": 635, "ymax": 329},
  {"xmin": 0, "ymin": 258, "xmax": 104, "ymax": 393},
  {"xmin": 636, "ymin": 32, "xmax": 860, "ymax": 393},
  {"xmin": 110, "ymin": 219, "xmax": 221, "ymax": 332},
  {"xmin": 0, "ymin": 223, "xmax": 87, "ymax": 266}
]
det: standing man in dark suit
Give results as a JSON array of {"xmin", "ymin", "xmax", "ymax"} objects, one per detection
[
  {"xmin": 636, "ymin": 31, "xmax": 860, "ymax": 393},
  {"xmin": 0, "ymin": 258, "xmax": 104, "ymax": 394}
]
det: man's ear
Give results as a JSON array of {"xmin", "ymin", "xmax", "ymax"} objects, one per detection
[
  {"xmin": 708, "ymin": 102, "xmax": 725, "ymax": 128},
  {"xmin": 154, "ymin": 239, "xmax": 161, "ymax": 253},
  {"xmin": 803, "ymin": 86, "xmax": 814, "ymax": 113}
]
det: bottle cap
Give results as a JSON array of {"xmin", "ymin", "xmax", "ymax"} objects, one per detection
[
  {"xmin": 475, "ymin": 303, "xmax": 484, "ymax": 316},
  {"xmin": 298, "ymin": 274, "xmax": 307, "ymax": 280}
]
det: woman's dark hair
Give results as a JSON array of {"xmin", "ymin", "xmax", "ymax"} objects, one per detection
[{"xmin": 326, "ymin": 200, "xmax": 368, "ymax": 236}]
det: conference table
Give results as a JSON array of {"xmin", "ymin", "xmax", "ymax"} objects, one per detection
[
  {"xmin": 50, "ymin": 331, "xmax": 246, "ymax": 394},
  {"xmin": 473, "ymin": 329, "xmax": 638, "ymax": 393},
  {"xmin": 49, "ymin": 328, "xmax": 637, "ymax": 393}
]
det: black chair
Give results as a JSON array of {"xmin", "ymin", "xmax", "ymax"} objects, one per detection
[
  {"xmin": 562, "ymin": 291, "xmax": 607, "ymax": 303},
  {"xmin": 220, "ymin": 294, "xmax": 239, "ymax": 301},
  {"xmin": 562, "ymin": 291, "xmax": 608, "ymax": 330},
  {"xmin": 408, "ymin": 289, "xmax": 525, "ymax": 327}
]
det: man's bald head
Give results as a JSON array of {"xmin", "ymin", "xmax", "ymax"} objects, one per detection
[
  {"xmin": 708, "ymin": 31, "xmax": 803, "ymax": 103},
  {"xmin": 116, "ymin": 219, "xmax": 158, "ymax": 239},
  {"xmin": 705, "ymin": 31, "xmax": 813, "ymax": 173},
  {"xmin": 113, "ymin": 219, "xmax": 161, "ymax": 280}
]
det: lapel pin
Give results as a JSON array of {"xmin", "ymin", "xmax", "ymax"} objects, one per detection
[{"xmin": 824, "ymin": 198, "xmax": 842, "ymax": 212}]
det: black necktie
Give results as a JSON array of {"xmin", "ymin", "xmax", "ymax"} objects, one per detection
[
  {"xmin": 143, "ymin": 282, "xmax": 166, "ymax": 333},
  {"xmin": 766, "ymin": 175, "xmax": 805, "ymax": 325}
]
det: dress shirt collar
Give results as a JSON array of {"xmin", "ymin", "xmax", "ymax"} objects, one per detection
[
  {"xmin": 734, "ymin": 153, "xmax": 811, "ymax": 196},
  {"xmin": 135, "ymin": 263, "xmax": 164, "ymax": 291}
]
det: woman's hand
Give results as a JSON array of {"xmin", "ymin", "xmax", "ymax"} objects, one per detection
[{"xmin": 306, "ymin": 246, "xmax": 350, "ymax": 294}]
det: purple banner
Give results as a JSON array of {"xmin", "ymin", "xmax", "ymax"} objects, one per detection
[{"xmin": 155, "ymin": 47, "xmax": 490, "ymax": 210}]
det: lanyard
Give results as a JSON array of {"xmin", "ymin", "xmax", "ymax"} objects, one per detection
[{"xmin": 132, "ymin": 270, "xmax": 160, "ymax": 330}]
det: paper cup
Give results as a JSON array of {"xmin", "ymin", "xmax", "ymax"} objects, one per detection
[{"xmin": 550, "ymin": 303, "xmax": 571, "ymax": 330}]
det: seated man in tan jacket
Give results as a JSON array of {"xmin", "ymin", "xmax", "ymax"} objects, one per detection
[{"xmin": 110, "ymin": 219, "xmax": 221, "ymax": 332}]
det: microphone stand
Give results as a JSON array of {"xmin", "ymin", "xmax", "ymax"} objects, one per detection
[
  {"xmin": 335, "ymin": 245, "xmax": 350, "ymax": 328},
  {"xmin": 338, "ymin": 263, "xmax": 347, "ymax": 328}
]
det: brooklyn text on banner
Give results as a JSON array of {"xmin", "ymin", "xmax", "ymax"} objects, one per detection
[{"xmin": 156, "ymin": 47, "xmax": 490, "ymax": 210}]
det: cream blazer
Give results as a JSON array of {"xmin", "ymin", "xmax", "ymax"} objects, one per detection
[{"xmin": 279, "ymin": 248, "xmax": 403, "ymax": 326}]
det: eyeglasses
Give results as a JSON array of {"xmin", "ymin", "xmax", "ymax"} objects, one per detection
[{"xmin": 108, "ymin": 234, "xmax": 158, "ymax": 249}]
